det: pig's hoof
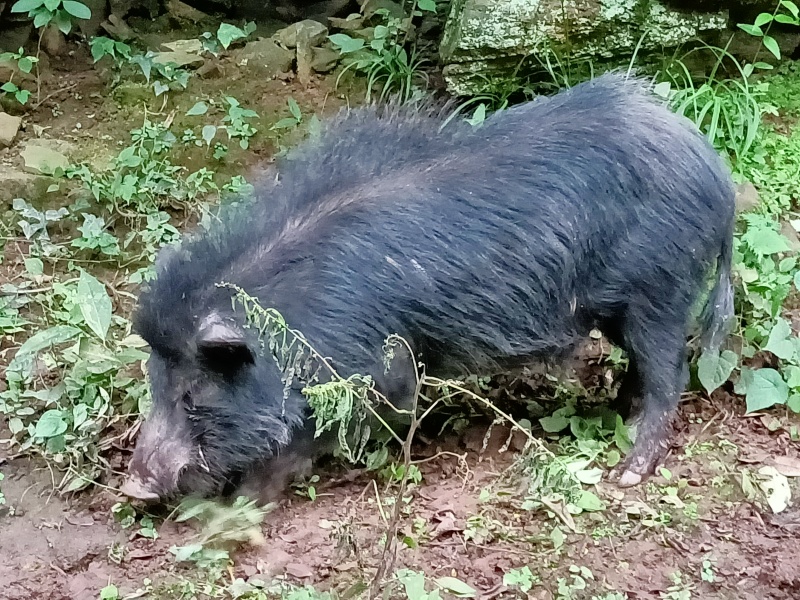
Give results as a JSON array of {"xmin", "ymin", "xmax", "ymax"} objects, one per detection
[{"xmin": 616, "ymin": 469, "xmax": 642, "ymax": 487}]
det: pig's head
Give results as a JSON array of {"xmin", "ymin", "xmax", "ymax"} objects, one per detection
[{"xmin": 121, "ymin": 307, "xmax": 308, "ymax": 503}]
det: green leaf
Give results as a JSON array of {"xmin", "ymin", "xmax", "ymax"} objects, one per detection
[
  {"xmin": 73, "ymin": 404, "xmax": 88, "ymax": 429},
  {"xmin": 575, "ymin": 490, "xmax": 606, "ymax": 511},
  {"xmin": 418, "ymin": 0, "xmax": 436, "ymax": 11},
  {"xmin": 62, "ymin": 0, "xmax": 91, "ymax": 18},
  {"xmin": 153, "ymin": 80, "xmax": 169, "ymax": 96},
  {"xmin": 77, "ymin": 269, "xmax": 112, "ymax": 340},
  {"xmin": 186, "ymin": 101, "xmax": 208, "ymax": 116},
  {"xmin": 539, "ymin": 414, "xmax": 570, "ymax": 433},
  {"xmin": 746, "ymin": 368, "xmax": 789, "ymax": 412},
  {"xmin": 697, "ymin": 348, "xmax": 739, "ymax": 393},
  {"xmin": 8, "ymin": 325, "xmax": 81, "ymax": 377},
  {"xmin": 288, "ymin": 97, "xmax": 301, "ymax": 121},
  {"xmin": 11, "ymin": 0, "xmax": 43, "ymax": 13},
  {"xmin": 44, "ymin": 0, "xmax": 59, "ymax": 11},
  {"xmin": 170, "ymin": 543, "xmax": 203, "ymax": 562},
  {"xmin": 774, "ymin": 13, "xmax": 798, "ymax": 24},
  {"xmin": 614, "ymin": 415, "xmax": 633, "ymax": 454},
  {"xmin": 201, "ymin": 125, "xmax": 217, "ymax": 146},
  {"xmin": 763, "ymin": 35, "xmax": 781, "ymax": 60},
  {"xmin": 737, "ymin": 23, "xmax": 763, "ymax": 36},
  {"xmin": 754, "ymin": 12, "xmax": 774, "ymax": 27},
  {"xmin": 99, "ymin": 584, "xmax": 119, "ymax": 600},
  {"xmin": 34, "ymin": 409, "xmax": 68, "ymax": 438},
  {"xmin": 782, "ymin": 0, "xmax": 799, "ymax": 17},
  {"xmin": 550, "ymin": 525, "xmax": 565, "ymax": 549},
  {"xmin": 435, "ymin": 577, "xmax": 475, "ymax": 597},
  {"xmin": 788, "ymin": 393, "xmax": 800, "ymax": 413},
  {"xmin": 54, "ymin": 9, "xmax": 73, "ymax": 34},
  {"xmin": 765, "ymin": 318, "xmax": 796, "ymax": 360},
  {"xmin": 575, "ymin": 467, "xmax": 604, "ymax": 485},
  {"xmin": 33, "ymin": 10, "xmax": 52, "ymax": 28},
  {"xmin": 18, "ymin": 56, "xmax": 33, "ymax": 73},
  {"xmin": 328, "ymin": 33, "xmax": 365, "ymax": 54},
  {"xmin": 217, "ymin": 22, "xmax": 247, "ymax": 49},
  {"xmin": 742, "ymin": 225, "xmax": 790, "ymax": 256}
]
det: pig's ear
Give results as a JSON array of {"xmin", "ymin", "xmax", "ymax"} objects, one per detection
[{"xmin": 196, "ymin": 313, "xmax": 255, "ymax": 373}]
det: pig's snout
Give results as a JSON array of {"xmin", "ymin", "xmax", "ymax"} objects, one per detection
[
  {"xmin": 120, "ymin": 473, "xmax": 162, "ymax": 502},
  {"xmin": 123, "ymin": 412, "xmax": 194, "ymax": 503}
]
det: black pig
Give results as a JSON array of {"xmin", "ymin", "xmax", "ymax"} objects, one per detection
[{"xmin": 121, "ymin": 72, "xmax": 736, "ymax": 502}]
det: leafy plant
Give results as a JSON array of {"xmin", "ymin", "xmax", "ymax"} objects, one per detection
[
  {"xmin": 737, "ymin": 0, "xmax": 800, "ymax": 63},
  {"xmin": 330, "ymin": 1, "xmax": 435, "ymax": 103},
  {"xmin": 200, "ymin": 21, "xmax": 257, "ymax": 56},
  {"xmin": 10, "ymin": 0, "xmax": 91, "ymax": 34},
  {"xmin": 0, "ymin": 268, "xmax": 150, "ymax": 492},
  {"xmin": 0, "ymin": 47, "xmax": 38, "ymax": 105}
]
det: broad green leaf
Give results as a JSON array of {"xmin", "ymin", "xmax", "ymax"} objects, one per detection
[
  {"xmin": 575, "ymin": 490, "xmax": 605, "ymax": 511},
  {"xmin": 73, "ymin": 403, "xmax": 88, "ymax": 429},
  {"xmin": 186, "ymin": 101, "xmax": 208, "ymax": 116},
  {"xmin": 539, "ymin": 414, "xmax": 570, "ymax": 433},
  {"xmin": 328, "ymin": 33, "xmax": 364, "ymax": 54},
  {"xmin": 288, "ymin": 97, "xmax": 301, "ymax": 121},
  {"xmin": 153, "ymin": 80, "xmax": 169, "ymax": 96},
  {"xmin": 77, "ymin": 269, "xmax": 112, "ymax": 340},
  {"xmin": 697, "ymin": 348, "xmax": 739, "ymax": 393},
  {"xmin": 775, "ymin": 13, "xmax": 799, "ymax": 24},
  {"xmin": 782, "ymin": 0, "xmax": 799, "ymax": 18},
  {"xmin": 606, "ymin": 448, "xmax": 621, "ymax": 467},
  {"xmin": 418, "ymin": 0, "xmax": 436, "ymax": 11},
  {"xmin": 217, "ymin": 22, "xmax": 246, "ymax": 49},
  {"xmin": 742, "ymin": 225, "xmax": 790, "ymax": 256},
  {"xmin": 9, "ymin": 417, "xmax": 24, "ymax": 434},
  {"xmin": 765, "ymin": 318, "xmax": 795, "ymax": 360},
  {"xmin": 763, "ymin": 35, "xmax": 781, "ymax": 60},
  {"xmin": 201, "ymin": 125, "xmax": 217, "ymax": 146},
  {"xmin": 34, "ymin": 409, "xmax": 68, "ymax": 438},
  {"xmin": 754, "ymin": 12, "xmax": 774, "ymax": 26},
  {"xmin": 11, "ymin": 0, "xmax": 43, "ymax": 12},
  {"xmin": 435, "ymin": 577, "xmax": 476, "ymax": 598},
  {"xmin": 62, "ymin": 0, "xmax": 91, "ymax": 18},
  {"xmin": 24, "ymin": 257, "xmax": 44, "ymax": 275},
  {"xmin": 614, "ymin": 415, "xmax": 633, "ymax": 453},
  {"xmin": 18, "ymin": 56, "xmax": 33, "ymax": 73},
  {"xmin": 575, "ymin": 467, "xmax": 603, "ymax": 485},
  {"xmin": 170, "ymin": 543, "xmax": 203, "ymax": 562},
  {"xmin": 736, "ymin": 23, "xmax": 763, "ymax": 36},
  {"xmin": 8, "ymin": 325, "xmax": 81, "ymax": 377},
  {"xmin": 788, "ymin": 393, "xmax": 800, "ymax": 413},
  {"xmin": 745, "ymin": 368, "xmax": 789, "ymax": 412},
  {"xmin": 550, "ymin": 525, "xmax": 565, "ymax": 549}
]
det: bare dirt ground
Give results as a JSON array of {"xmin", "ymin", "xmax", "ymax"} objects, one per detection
[{"xmin": 2, "ymin": 24, "xmax": 800, "ymax": 600}]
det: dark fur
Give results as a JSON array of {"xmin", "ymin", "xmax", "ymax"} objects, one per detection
[{"xmin": 130, "ymin": 72, "xmax": 736, "ymax": 500}]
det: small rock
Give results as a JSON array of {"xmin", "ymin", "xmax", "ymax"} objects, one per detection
[
  {"xmin": 311, "ymin": 46, "xmax": 340, "ymax": 73},
  {"xmin": 0, "ymin": 166, "xmax": 52, "ymax": 206},
  {"xmin": 0, "ymin": 113, "xmax": 23, "ymax": 147},
  {"xmin": 197, "ymin": 61, "xmax": 223, "ymax": 79},
  {"xmin": 234, "ymin": 39, "xmax": 294, "ymax": 78},
  {"xmin": 274, "ymin": 20, "xmax": 329, "ymax": 49},
  {"xmin": 41, "ymin": 24, "xmax": 67, "ymax": 57},
  {"xmin": 296, "ymin": 32, "xmax": 314, "ymax": 86},
  {"xmin": 735, "ymin": 181, "xmax": 760, "ymax": 213},
  {"xmin": 328, "ymin": 15, "xmax": 365, "ymax": 31},
  {"xmin": 781, "ymin": 221, "xmax": 800, "ymax": 252},
  {"xmin": 361, "ymin": 0, "xmax": 404, "ymax": 20},
  {"xmin": 166, "ymin": 0, "xmax": 211, "ymax": 23},
  {"xmin": 20, "ymin": 140, "xmax": 71, "ymax": 175},
  {"xmin": 100, "ymin": 14, "xmax": 135, "ymax": 41},
  {"xmin": 160, "ymin": 38, "xmax": 203, "ymax": 54},
  {"xmin": 152, "ymin": 50, "xmax": 205, "ymax": 68}
]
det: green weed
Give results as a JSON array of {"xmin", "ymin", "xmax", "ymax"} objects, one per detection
[
  {"xmin": 0, "ymin": 47, "xmax": 38, "ymax": 105},
  {"xmin": 11, "ymin": 0, "xmax": 91, "ymax": 35}
]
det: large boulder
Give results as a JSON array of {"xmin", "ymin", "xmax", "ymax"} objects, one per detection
[{"xmin": 440, "ymin": 0, "xmax": 729, "ymax": 96}]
